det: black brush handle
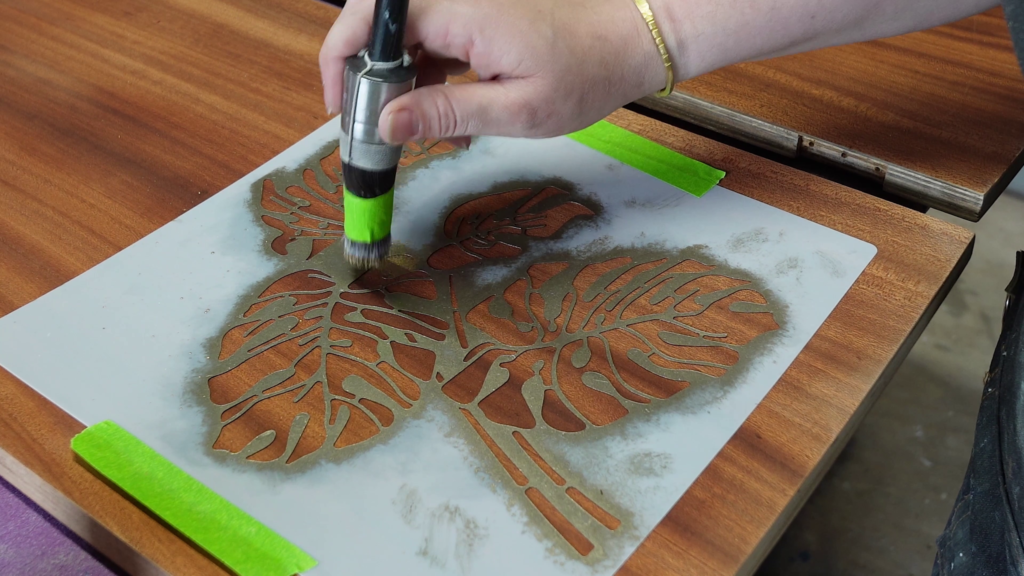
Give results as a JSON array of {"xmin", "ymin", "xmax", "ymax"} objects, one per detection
[{"xmin": 368, "ymin": 0, "xmax": 408, "ymax": 63}]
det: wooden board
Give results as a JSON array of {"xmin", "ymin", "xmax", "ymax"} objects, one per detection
[
  {"xmin": 640, "ymin": 8, "xmax": 1024, "ymax": 221},
  {"xmin": 0, "ymin": 0, "xmax": 973, "ymax": 574}
]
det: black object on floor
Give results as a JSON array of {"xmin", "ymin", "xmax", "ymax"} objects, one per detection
[{"xmin": 933, "ymin": 250, "xmax": 1024, "ymax": 576}]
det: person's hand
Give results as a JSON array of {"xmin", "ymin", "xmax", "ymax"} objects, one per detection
[
  {"xmin": 319, "ymin": 0, "xmax": 671, "ymax": 144},
  {"xmin": 321, "ymin": 0, "xmax": 1000, "ymax": 145}
]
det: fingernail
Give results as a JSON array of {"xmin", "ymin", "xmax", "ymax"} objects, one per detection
[
  {"xmin": 385, "ymin": 109, "xmax": 419, "ymax": 143},
  {"xmin": 326, "ymin": 106, "xmax": 335, "ymax": 116}
]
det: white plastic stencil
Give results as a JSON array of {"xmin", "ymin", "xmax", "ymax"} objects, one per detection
[{"xmin": 0, "ymin": 121, "xmax": 876, "ymax": 575}]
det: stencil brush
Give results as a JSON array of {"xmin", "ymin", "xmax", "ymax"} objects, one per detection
[{"xmin": 340, "ymin": 0, "xmax": 416, "ymax": 268}]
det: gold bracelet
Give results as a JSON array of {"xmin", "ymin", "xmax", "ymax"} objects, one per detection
[{"xmin": 632, "ymin": 0, "xmax": 674, "ymax": 97}]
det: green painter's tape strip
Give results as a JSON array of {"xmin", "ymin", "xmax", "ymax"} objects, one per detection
[
  {"xmin": 343, "ymin": 188, "xmax": 394, "ymax": 243},
  {"xmin": 71, "ymin": 421, "xmax": 317, "ymax": 576},
  {"xmin": 567, "ymin": 120, "xmax": 726, "ymax": 197}
]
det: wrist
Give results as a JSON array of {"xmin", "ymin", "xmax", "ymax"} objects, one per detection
[
  {"xmin": 644, "ymin": 0, "xmax": 696, "ymax": 82},
  {"xmin": 620, "ymin": 0, "xmax": 669, "ymax": 97}
]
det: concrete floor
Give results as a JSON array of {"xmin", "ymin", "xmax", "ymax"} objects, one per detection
[{"xmin": 756, "ymin": 182, "xmax": 1024, "ymax": 575}]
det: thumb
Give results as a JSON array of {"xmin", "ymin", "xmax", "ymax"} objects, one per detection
[{"xmin": 378, "ymin": 80, "xmax": 543, "ymax": 143}]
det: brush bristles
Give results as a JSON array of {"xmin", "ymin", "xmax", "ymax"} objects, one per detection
[{"xmin": 344, "ymin": 235, "xmax": 392, "ymax": 269}]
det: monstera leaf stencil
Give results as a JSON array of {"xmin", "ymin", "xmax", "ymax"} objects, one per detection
[
  {"xmin": 209, "ymin": 268, "xmax": 447, "ymax": 464},
  {"xmin": 444, "ymin": 257, "xmax": 780, "ymax": 432},
  {"xmin": 208, "ymin": 148, "xmax": 781, "ymax": 560},
  {"xmin": 260, "ymin": 142, "xmax": 462, "ymax": 260},
  {"xmin": 259, "ymin": 148, "xmax": 345, "ymax": 260},
  {"xmin": 427, "ymin": 187, "xmax": 595, "ymax": 270}
]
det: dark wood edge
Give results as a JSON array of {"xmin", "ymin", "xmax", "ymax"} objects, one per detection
[
  {"xmin": 982, "ymin": 149, "xmax": 1024, "ymax": 218},
  {"xmin": 636, "ymin": 93, "xmax": 801, "ymax": 159},
  {"xmin": 738, "ymin": 236, "xmax": 976, "ymax": 574},
  {"xmin": 0, "ymin": 446, "xmax": 168, "ymax": 576},
  {"xmin": 636, "ymin": 93, "xmax": 996, "ymax": 221}
]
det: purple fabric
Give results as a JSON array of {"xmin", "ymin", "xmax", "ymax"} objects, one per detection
[{"xmin": 0, "ymin": 474, "xmax": 122, "ymax": 576}]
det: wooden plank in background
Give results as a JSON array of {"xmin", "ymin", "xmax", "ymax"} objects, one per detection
[
  {"xmin": 643, "ymin": 8, "xmax": 1024, "ymax": 221},
  {"xmin": 0, "ymin": 0, "xmax": 972, "ymax": 574}
]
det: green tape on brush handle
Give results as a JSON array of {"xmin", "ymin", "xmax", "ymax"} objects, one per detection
[
  {"xmin": 71, "ymin": 421, "xmax": 317, "ymax": 576},
  {"xmin": 344, "ymin": 188, "xmax": 394, "ymax": 244},
  {"xmin": 567, "ymin": 120, "xmax": 726, "ymax": 197}
]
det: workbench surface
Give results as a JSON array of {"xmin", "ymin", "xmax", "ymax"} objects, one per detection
[
  {"xmin": 643, "ymin": 8, "xmax": 1024, "ymax": 221},
  {"xmin": 0, "ymin": 0, "xmax": 973, "ymax": 574}
]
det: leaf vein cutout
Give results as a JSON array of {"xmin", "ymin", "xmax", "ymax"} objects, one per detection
[{"xmin": 259, "ymin": 149, "xmax": 346, "ymax": 260}]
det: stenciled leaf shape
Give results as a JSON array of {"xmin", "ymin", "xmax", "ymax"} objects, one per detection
[
  {"xmin": 442, "ymin": 257, "xmax": 780, "ymax": 432},
  {"xmin": 260, "ymin": 148, "xmax": 345, "ymax": 260},
  {"xmin": 208, "ymin": 268, "xmax": 449, "ymax": 464},
  {"xmin": 426, "ymin": 187, "xmax": 595, "ymax": 271}
]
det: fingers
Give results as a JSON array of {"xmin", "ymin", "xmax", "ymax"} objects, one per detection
[
  {"xmin": 379, "ymin": 80, "xmax": 546, "ymax": 143},
  {"xmin": 414, "ymin": 52, "xmax": 471, "ymax": 92},
  {"xmin": 445, "ymin": 136, "xmax": 472, "ymax": 149},
  {"xmin": 319, "ymin": 0, "xmax": 470, "ymax": 116},
  {"xmin": 319, "ymin": 0, "xmax": 375, "ymax": 115},
  {"xmin": 412, "ymin": 59, "xmax": 474, "ymax": 149},
  {"xmin": 408, "ymin": 54, "xmax": 471, "ymax": 149}
]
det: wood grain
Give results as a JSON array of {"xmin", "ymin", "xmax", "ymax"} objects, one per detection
[
  {"xmin": 0, "ymin": 0, "xmax": 972, "ymax": 574},
  {"xmin": 608, "ymin": 109, "xmax": 973, "ymax": 575},
  {"xmin": 658, "ymin": 8, "xmax": 1024, "ymax": 221},
  {"xmin": 0, "ymin": 0, "xmax": 337, "ymax": 572}
]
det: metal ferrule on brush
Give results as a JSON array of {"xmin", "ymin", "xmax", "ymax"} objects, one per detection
[{"xmin": 340, "ymin": 49, "xmax": 416, "ymax": 268}]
